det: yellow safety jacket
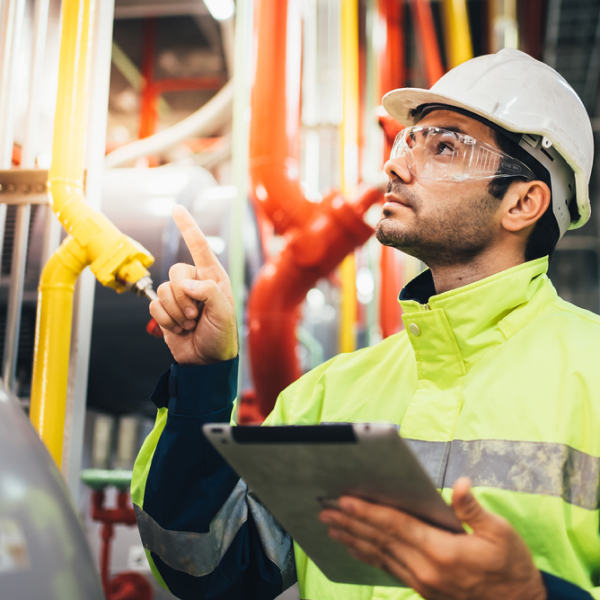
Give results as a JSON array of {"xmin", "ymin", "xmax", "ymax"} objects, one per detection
[{"xmin": 264, "ymin": 257, "xmax": 600, "ymax": 600}]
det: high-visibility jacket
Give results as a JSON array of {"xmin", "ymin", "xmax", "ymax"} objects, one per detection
[{"xmin": 132, "ymin": 257, "xmax": 600, "ymax": 600}]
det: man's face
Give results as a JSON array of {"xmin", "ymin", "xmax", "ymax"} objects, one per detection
[{"xmin": 376, "ymin": 110, "xmax": 504, "ymax": 267}]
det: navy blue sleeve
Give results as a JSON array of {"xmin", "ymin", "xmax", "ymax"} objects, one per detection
[
  {"xmin": 140, "ymin": 358, "xmax": 291, "ymax": 600},
  {"xmin": 144, "ymin": 359, "xmax": 241, "ymax": 531},
  {"xmin": 540, "ymin": 571, "xmax": 594, "ymax": 600}
]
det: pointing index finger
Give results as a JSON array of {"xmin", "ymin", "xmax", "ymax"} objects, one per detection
[{"xmin": 172, "ymin": 205, "xmax": 223, "ymax": 271}]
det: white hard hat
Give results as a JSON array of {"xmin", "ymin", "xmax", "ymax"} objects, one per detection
[{"xmin": 383, "ymin": 48, "xmax": 594, "ymax": 237}]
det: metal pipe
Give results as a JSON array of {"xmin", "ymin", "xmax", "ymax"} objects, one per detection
[
  {"xmin": 3, "ymin": 204, "xmax": 30, "ymax": 389},
  {"xmin": 0, "ymin": 0, "xmax": 27, "ymax": 287},
  {"xmin": 104, "ymin": 80, "xmax": 233, "ymax": 168},
  {"xmin": 30, "ymin": 0, "xmax": 155, "ymax": 468},
  {"xmin": 411, "ymin": 0, "xmax": 445, "ymax": 85},
  {"xmin": 64, "ymin": 0, "xmax": 116, "ymax": 500},
  {"xmin": 339, "ymin": 0, "xmax": 359, "ymax": 354},
  {"xmin": 248, "ymin": 0, "xmax": 316, "ymax": 235},
  {"xmin": 441, "ymin": 0, "xmax": 473, "ymax": 68},
  {"xmin": 138, "ymin": 17, "xmax": 157, "ymax": 140},
  {"xmin": 0, "ymin": 0, "xmax": 26, "ymax": 167},
  {"xmin": 3, "ymin": 0, "xmax": 50, "ymax": 391},
  {"xmin": 229, "ymin": 0, "xmax": 253, "ymax": 400},
  {"xmin": 44, "ymin": 0, "xmax": 153, "ymax": 290},
  {"xmin": 30, "ymin": 237, "xmax": 87, "ymax": 465},
  {"xmin": 543, "ymin": 0, "xmax": 561, "ymax": 69},
  {"xmin": 363, "ymin": 0, "xmax": 380, "ymax": 347},
  {"xmin": 378, "ymin": 0, "xmax": 406, "ymax": 339}
]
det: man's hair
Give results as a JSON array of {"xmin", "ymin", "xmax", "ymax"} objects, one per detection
[{"xmin": 487, "ymin": 131, "xmax": 560, "ymax": 262}]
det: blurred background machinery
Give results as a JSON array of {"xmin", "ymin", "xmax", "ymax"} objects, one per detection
[{"xmin": 0, "ymin": 0, "xmax": 599, "ymax": 598}]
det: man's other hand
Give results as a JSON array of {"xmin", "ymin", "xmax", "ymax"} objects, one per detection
[
  {"xmin": 150, "ymin": 205, "xmax": 238, "ymax": 365},
  {"xmin": 319, "ymin": 477, "xmax": 547, "ymax": 600}
]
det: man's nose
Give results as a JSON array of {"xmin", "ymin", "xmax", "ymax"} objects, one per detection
[{"xmin": 384, "ymin": 154, "xmax": 413, "ymax": 183}]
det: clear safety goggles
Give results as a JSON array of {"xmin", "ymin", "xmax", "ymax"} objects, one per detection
[{"xmin": 390, "ymin": 126, "xmax": 536, "ymax": 182}]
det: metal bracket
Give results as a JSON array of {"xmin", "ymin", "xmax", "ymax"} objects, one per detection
[{"xmin": 0, "ymin": 170, "xmax": 50, "ymax": 205}]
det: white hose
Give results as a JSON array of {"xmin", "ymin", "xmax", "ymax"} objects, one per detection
[{"xmin": 104, "ymin": 79, "xmax": 234, "ymax": 168}]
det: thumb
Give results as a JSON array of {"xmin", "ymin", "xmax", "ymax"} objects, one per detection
[
  {"xmin": 183, "ymin": 278, "xmax": 231, "ymax": 313},
  {"xmin": 452, "ymin": 477, "xmax": 496, "ymax": 532}
]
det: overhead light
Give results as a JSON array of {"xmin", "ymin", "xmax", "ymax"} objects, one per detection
[{"xmin": 203, "ymin": 0, "xmax": 235, "ymax": 21}]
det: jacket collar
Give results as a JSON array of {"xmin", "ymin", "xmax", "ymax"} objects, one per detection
[{"xmin": 399, "ymin": 257, "xmax": 556, "ymax": 368}]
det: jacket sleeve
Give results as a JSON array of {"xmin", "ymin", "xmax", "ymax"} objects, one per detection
[
  {"xmin": 131, "ymin": 357, "xmax": 296, "ymax": 600},
  {"xmin": 540, "ymin": 572, "xmax": 594, "ymax": 600}
]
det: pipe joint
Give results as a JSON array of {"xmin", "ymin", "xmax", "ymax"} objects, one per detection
[
  {"xmin": 40, "ymin": 236, "xmax": 88, "ymax": 287},
  {"xmin": 48, "ymin": 180, "xmax": 154, "ymax": 291},
  {"xmin": 89, "ymin": 237, "xmax": 154, "ymax": 292}
]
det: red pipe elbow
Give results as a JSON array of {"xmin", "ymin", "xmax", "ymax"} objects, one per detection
[{"xmin": 247, "ymin": 188, "xmax": 382, "ymax": 420}]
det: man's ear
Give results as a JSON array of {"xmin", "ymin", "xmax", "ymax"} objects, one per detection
[{"xmin": 501, "ymin": 180, "xmax": 551, "ymax": 234}]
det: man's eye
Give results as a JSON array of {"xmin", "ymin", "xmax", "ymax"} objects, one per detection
[
  {"xmin": 435, "ymin": 141, "xmax": 454, "ymax": 155},
  {"xmin": 406, "ymin": 133, "xmax": 419, "ymax": 148}
]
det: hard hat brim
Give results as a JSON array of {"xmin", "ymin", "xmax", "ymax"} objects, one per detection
[{"xmin": 384, "ymin": 87, "xmax": 515, "ymax": 131}]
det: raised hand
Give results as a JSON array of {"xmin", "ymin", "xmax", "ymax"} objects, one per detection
[{"xmin": 150, "ymin": 205, "xmax": 238, "ymax": 365}]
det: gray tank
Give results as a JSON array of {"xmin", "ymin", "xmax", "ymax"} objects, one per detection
[{"xmin": 0, "ymin": 378, "xmax": 104, "ymax": 599}]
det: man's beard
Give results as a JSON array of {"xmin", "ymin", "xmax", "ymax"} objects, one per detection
[{"xmin": 375, "ymin": 181, "xmax": 498, "ymax": 268}]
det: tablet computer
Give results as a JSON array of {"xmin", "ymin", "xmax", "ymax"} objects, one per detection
[{"xmin": 203, "ymin": 423, "xmax": 463, "ymax": 587}]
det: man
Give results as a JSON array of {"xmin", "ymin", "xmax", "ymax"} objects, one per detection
[{"xmin": 132, "ymin": 49, "xmax": 599, "ymax": 600}]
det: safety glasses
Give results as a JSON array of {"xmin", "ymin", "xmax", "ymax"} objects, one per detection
[{"xmin": 390, "ymin": 126, "xmax": 536, "ymax": 182}]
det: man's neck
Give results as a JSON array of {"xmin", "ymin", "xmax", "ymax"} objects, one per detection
[{"xmin": 427, "ymin": 248, "xmax": 526, "ymax": 295}]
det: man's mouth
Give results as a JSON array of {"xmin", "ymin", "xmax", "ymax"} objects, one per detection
[{"xmin": 383, "ymin": 192, "xmax": 410, "ymax": 208}]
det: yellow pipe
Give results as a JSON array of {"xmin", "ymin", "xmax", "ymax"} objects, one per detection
[
  {"xmin": 441, "ymin": 0, "xmax": 473, "ymax": 68},
  {"xmin": 339, "ymin": 0, "xmax": 359, "ymax": 354},
  {"xmin": 30, "ymin": 238, "xmax": 87, "ymax": 466},
  {"xmin": 30, "ymin": 0, "xmax": 154, "ymax": 468}
]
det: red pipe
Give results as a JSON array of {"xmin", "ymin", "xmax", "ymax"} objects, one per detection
[
  {"xmin": 378, "ymin": 0, "xmax": 405, "ymax": 112},
  {"xmin": 246, "ymin": 188, "xmax": 382, "ymax": 420},
  {"xmin": 153, "ymin": 76, "xmax": 226, "ymax": 94},
  {"xmin": 377, "ymin": 0, "xmax": 406, "ymax": 339},
  {"xmin": 90, "ymin": 490, "xmax": 151, "ymax": 600},
  {"xmin": 245, "ymin": 0, "xmax": 384, "ymax": 421},
  {"xmin": 376, "ymin": 0, "xmax": 445, "ymax": 340},
  {"xmin": 248, "ymin": 0, "xmax": 316, "ymax": 236},
  {"xmin": 411, "ymin": 0, "xmax": 445, "ymax": 86},
  {"xmin": 518, "ymin": 0, "xmax": 548, "ymax": 61},
  {"xmin": 139, "ymin": 18, "xmax": 157, "ymax": 140}
]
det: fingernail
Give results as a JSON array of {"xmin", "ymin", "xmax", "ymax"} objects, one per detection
[
  {"xmin": 174, "ymin": 326, "xmax": 182, "ymax": 334},
  {"xmin": 320, "ymin": 514, "xmax": 333, "ymax": 524},
  {"xmin": 183, "ymin": 279, "xmax": 196, "ymax": 292},
  {"xmin": 184, "ymin": 307, "xmax": 195, "ymax": 318},
  {"xmin": 329, "ymin": 529, "xmax": 342, "ymax": 540},
  {"xmin": 183, "ymin": 320, "xmax": 196, "ymax": 330},
  {"xmin": 338, "ymin": 498, "xmax": 355, "ymax": 513}
]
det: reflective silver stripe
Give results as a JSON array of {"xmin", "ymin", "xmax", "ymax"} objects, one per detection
[
  {"xmin": 248, "ymin": 490, "xmax": 296, "ymax": 589},
  {"xmin": 404, "ymin": 439, "xmax": 448, "ymax": 487},
  {"xmin": 405, "ymin": 438, "xmax": 600, "ymax": 511},
  {"xmin": 135, "ymin": 478, "xmax": 296, "ymax": 584}
]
